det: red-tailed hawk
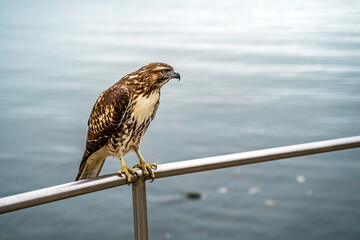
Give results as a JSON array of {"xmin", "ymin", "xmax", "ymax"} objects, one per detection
[{"xmin": 76, "ymin": 63, "xmax": 180, "ymax": 182}]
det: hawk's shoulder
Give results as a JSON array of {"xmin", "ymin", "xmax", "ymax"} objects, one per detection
[
  {"xmin": 81, "ymin": 85, "xmax": 131, "ymax": 164},
  {"xmin": 88, "ymin": 86, "xmax": 130, "ymax": 131}
]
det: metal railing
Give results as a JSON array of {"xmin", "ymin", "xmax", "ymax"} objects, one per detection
[{"xmin": 1, "ymin": 136, "xmax": 360, "ymax": 239}]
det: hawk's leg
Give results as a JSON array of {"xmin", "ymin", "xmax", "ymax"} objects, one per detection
[
  {"xmin": 118, "ymin": 155, "xmax": 137, "ymax": 183},
  {"xmin": 133, "ymin": 149, "xmax": 157, "ymax": 180}
]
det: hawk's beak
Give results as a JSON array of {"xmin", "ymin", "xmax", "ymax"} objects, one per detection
[{"xmin": 171, "ymin": 71, "xmax": 181, "ymax": 81}]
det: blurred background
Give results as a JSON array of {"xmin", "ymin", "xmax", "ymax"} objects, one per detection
[{"xmin": 0, "ymin": 0, "xmax": 359, "ymax": 239}]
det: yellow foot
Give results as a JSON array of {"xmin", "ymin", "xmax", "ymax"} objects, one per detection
[
  {"xmin": 118, "ymin": 165, "xmax": 137, "ymax": 183},
  {"xmin": 133, "ymin": 162, "xmax": 157, "ymax": 180}
]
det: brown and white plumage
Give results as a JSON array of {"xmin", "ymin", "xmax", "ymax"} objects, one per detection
[{"xmin": 76, "ymin": 62, "xmax": 180, "ymax": 181}]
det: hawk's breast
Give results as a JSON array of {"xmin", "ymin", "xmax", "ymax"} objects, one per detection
[
  {"xmin": 131, "ymin": 90, "xmax": 160, "ymax": 124},
  {"xmin": 111, "ymin": 90, "xmax": 160, "ymax": 155}
]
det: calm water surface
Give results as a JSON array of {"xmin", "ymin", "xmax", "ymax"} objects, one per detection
[{"xmin": 0, "ymin": 0, "xmax": 359, "ymax": 239}]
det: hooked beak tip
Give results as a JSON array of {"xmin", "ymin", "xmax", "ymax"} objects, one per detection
[{"xmin": 173, "ymin": 72, "xmax": 181, "ymax": 81}]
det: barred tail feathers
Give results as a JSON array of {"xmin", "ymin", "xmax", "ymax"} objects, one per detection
[{"xmin": 75, "ymin": 146, "xmax": 108, "ymax": 181}]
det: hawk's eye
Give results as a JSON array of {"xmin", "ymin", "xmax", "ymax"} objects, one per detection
[{"xmin": 161, "ymin": 70, "xmax": 167, "ymax": 75}]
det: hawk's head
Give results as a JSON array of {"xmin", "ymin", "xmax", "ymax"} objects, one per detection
[{"xmin": 137, "ymin": 62, "xmax": 180, "ymax": 87}]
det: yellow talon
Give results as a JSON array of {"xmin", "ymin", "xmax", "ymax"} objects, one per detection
[
  {"xmin": 133, "ymin": 162, "xmax": 156, "ymax": 180},
  {"xmin": 118, "ymin": 155, "xmax": 137, "ymax": 183},
  {"xmin": 118, "ymin": 166, "xmax": 137, "ymax": 183},
  {"xmin": 134, "ymin": 149, "xmax": 157, "ymax": 180}
]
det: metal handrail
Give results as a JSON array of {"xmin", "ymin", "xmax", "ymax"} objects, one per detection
[{"xmin": 1, "ymin": 136, "xmax": 360, "ymax": 239}]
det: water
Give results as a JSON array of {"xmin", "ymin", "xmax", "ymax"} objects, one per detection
[{"xmin": 0, "ymin": 0, "xmax": 360, "ymax": 239}]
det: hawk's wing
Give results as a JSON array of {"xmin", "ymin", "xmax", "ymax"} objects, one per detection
[{"xmin": 75, "ymin": 86, "xmax": 130, "ymax": 181}]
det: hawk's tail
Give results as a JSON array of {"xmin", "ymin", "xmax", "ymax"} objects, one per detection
[{"xmin": 75, "ymin": 152, "xmax": 106, "ymax": 181}]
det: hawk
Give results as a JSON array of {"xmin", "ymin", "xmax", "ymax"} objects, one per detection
[{"xmin": 75, "ymin": 63, "xmax": 180, "ymax": 182}]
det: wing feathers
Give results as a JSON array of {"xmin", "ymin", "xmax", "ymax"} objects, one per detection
[{"xmin": 75, "ymin": 86, "xmax": 130, "ymax": 181}]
